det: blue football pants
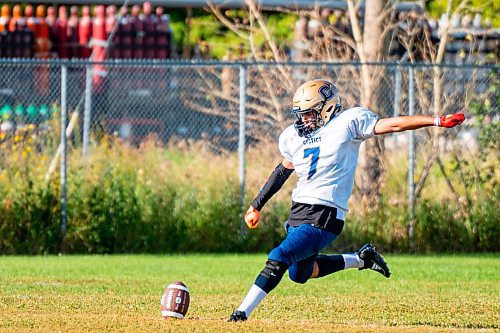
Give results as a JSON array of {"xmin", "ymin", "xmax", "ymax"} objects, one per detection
[{"xmin": 268, "ymin": 223, "xmax": 338, "ymax": 284}]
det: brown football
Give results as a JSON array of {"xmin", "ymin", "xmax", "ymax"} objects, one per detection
[{"xmin": 160, "ymin": 281, "xmax": 190, "ymax": 319}]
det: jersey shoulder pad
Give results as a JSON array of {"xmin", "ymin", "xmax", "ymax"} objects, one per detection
[{"xmin": 278, "ymin": 125, "xmax": 297, "ymax": 160}]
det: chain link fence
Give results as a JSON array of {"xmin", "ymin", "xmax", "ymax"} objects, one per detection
[
  {"xmin": 0, "ymin": 60, "xmax": 496, "ymax": 145},
  {"xmin": 0, "ymin": 59, "xmax": 497, "ymax": 220}
]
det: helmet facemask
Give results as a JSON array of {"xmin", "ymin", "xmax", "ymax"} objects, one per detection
[{"xmin": 292, "ymin": 102, "xmax": 325, "ymax": 138}]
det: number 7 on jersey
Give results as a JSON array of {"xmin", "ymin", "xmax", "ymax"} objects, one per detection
[{"xmin": 304, "ymin": 147, "xmax": 320, "ymax": 180}]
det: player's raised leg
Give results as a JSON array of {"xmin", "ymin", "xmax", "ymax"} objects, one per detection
[
  {"xmin": 312, "ymin": 243, "xmax": 390, "ymax": 279},
  {"xmin": 357, "ymin": 243, "xmax": 391, "ymax": 278}
]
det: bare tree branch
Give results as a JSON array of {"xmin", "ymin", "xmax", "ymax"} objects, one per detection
[
  {"xmin": 436, "ymin": 157, "xmax": 463, "ymax": 207},
  {"xmin": 207, "ymin": 2, "xmax": 250, "ymax": 40},
  {"xmin": 414, "ymin": 144, "xmax": 439, "ymax": 200},
  {"xmin": 246, "ymin": 0, "xmax": 293, "ymax": 90},
  {"xmin": 346, "ymin": 0, "xmax": 366, "ymax": 62}
]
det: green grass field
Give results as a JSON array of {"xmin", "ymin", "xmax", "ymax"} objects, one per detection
[{"xmin": 0, "ymin": 254, "xmax": 498, "ymax": 332}]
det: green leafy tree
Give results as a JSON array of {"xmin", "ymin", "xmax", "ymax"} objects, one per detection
[{"xmin": 426, "ymin": 0, "xmax": 500, "ymax": 27}]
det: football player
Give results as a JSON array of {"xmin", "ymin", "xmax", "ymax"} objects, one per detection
[{"xmin": 228, "ymin": 79, "xmax": 465, "ymax": 322}]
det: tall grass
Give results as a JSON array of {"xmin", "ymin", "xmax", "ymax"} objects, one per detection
[{"xmin": 0, "ymin": 135, "xmax": 497, "ymax": 254}]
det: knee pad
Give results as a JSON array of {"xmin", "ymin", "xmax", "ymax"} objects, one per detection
[
  {"xmin": 254, "ymin": 259, "xmax": 288, "ymax": 293},
  {"xmin": 288, "ymin": 265, "xmax": 311, "ymax": 284}
]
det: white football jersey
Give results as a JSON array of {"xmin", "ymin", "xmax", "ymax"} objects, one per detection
[{"xmin": 278, "ymin": 107, "xmax": 378, "ymax": 220}]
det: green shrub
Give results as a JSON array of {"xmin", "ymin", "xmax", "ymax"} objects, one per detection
[
  {"xmin": 0, "ymin": 136, "xmax": 497, "ymax": 254},
  {"xmin": 0, "ymin": 179, "xmax": 61, "ymax": 254},
  {"xmin": 414, "ymin": 200, "xmax": 474, "ymax": 253},
  {"xmin": 0, "ymin": 140, "xmax": 60, "ymax": 254},
  {"xmin": 66, "ymin": 165, "xmax": 143, "ymax": 253},
  {"xmin": 470, "ymin": 197, "xmax": 499, "ymax": 252},
  {"xmin": 333, "ymin": 201, "xmax": 409, "ymax": 253}
]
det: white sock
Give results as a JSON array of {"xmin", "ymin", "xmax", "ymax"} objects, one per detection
[
  {"xmin": 236, "ymin": 284, "xmax": 268, "ymax": 317},
  {"xmin": 342, "ymin": 253, "xmax": 364, "ymax": 269}
]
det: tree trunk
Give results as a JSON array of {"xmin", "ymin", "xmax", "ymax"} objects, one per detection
[
  {"xmin": 357, "ymin": 0, "xmax": 390, "ymax": 210},
  {"xmin": 182, "ymin": 7, "xmax": 193, "ymax": 59}
]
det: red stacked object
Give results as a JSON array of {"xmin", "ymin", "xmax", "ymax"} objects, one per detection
[
  {"xmin": 92, "ymin": 5, "xmax": 107, "ymax": 93},
  {"xmin": 33, "ymin": 5, "xmax": 50, "ymax": 95},
  {"xmin": 118, "ymin": 6, "xmax": 132, "ymax": 58},
  {"xmin": 155, "ymin": 7, "xmax": 171, "ymax": 59},
  {"xmin": 34, "ymin": 5, "xmax": 50, "ymax": 59},
  {"xmin": 9, "ymin": 5, "xmax": 22, "ymax": 57},
  {"xmin": 45, "ymin": 6, "xmax": 56, "ymax": 57},
  {"xmin": 21, "ymin": 5, "xmax": 35, "ymax": 58},
  {"xmin": 0, "ymin": 5, "xmax": 10, "ymax": 58},
  {"xmin": 105, "ymin": 5, "xmax": 119, "ymax": 58},
  {"xmin": 0, "ymin": 5, "xmax": 9, "ymax": 32},
  {"xmin": 142, "ymin": 1, "xmax": 155, "ymax": 59},
  {"xmin": 67, "ymin": 6, "xmax": 80, "ymax": 58},
  {"xmin": 78, "ymin": 5, "xmax": 92, "ymax": 58},
  {"xmin": 0, "ymin": 4, "xmax": 173, "ymax": 60},
  {"xmin": 25, "ymin": 5, "xmax": 36, "ymax": 37},
  {"xmin": 8, "ymin": 4, "xmax": 34, "ymax": 58},
  {"xmin": 54, "ymin": 6, "xmax": 68, "ymax": 58},
  {"xmin": 130, "ymin": 5, "xmax": 143, "ymax": 59}
]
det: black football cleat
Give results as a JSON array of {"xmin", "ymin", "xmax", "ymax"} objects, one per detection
[
  {"xmin": 357, "ymin": 243, "xmax": 391, "ymax": 278},
  {"xmin": 228, "ymin": 310, "xmax": 247, "ymax": 322}
]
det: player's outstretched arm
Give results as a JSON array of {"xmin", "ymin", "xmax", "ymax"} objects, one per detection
[
  {"xmin": 244, "ymin": 158, "xmax": 294, "ymax": 229},
  {"xmin": 374, "ymin": 113, "xmax": 465, "ymax": 135}
]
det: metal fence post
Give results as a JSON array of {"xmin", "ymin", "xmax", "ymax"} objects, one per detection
[
  {"xmin": 239, "ymin": 65, "xmax": 247, "ymax": 236},
  {"xmin": 60, "ymin": 64, "xmax": 68, "ymax": 238},
  {"xmin": 394, "ymin": 65, "xmax": 402, "ymax": 117},
  {"xmin": 83, "ymin": 65, "xmax": 93, "ymax": 157},
  {"xmin": 408, "ymin": 66, "xmax": 415, "ymax": 250}
]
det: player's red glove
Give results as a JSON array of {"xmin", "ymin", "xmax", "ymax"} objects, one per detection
[
  {"xmin": 434, "ymin": 113, "xmax": 465, "ymax": 128},
  {"xmin": 244, "ymin": 206, "xmax": 260, "ymax": 229}
]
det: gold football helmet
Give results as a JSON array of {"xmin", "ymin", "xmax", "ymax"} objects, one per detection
[{"xmin": 291, "ymin": 79, "xmax": 343, "ymax": 137}]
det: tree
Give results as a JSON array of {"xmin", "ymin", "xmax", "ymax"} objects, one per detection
[
  {"xmin": 346, "ymin": 0, "xmax": 393, "ymax": 208},
  {"xmin": 192, "ymin": 0, "xmax": 488, "ymax": 214}
]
